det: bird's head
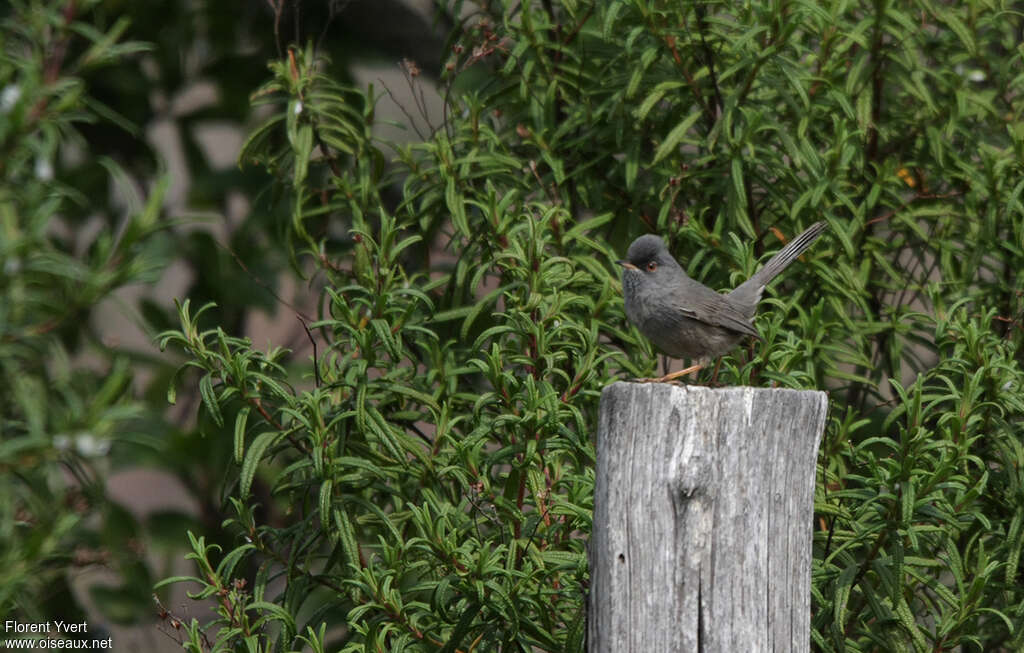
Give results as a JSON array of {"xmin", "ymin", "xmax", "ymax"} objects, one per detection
[{"xmin": 616, "ymin": 234, "xmax": 683, "ymax": 284}]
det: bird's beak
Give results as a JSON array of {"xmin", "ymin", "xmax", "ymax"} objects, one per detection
[{"xmin": 616, "ymin": 260, "xmax": 639, "ymax": 271}]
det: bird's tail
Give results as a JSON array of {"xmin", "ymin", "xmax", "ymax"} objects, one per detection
[{"xmin": 728, "ymin": 221, "xmax": 827, "ymax": 316}]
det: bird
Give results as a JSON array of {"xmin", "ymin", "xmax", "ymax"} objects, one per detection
[{"xmin": 616, "ymin": 222, "xmax": 827, "ymax": 383}]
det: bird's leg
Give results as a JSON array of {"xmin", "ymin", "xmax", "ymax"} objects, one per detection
[
  {"xmin": 635, "ymin": 362, "xmax": 704, "ymax": 384},
  {"xmin": 660, "ymin": 363, "xmax": 704, "ymax": 383},
  {"xmin": 710, "ymin": 357, "xmax": 724, "ymax": 385}
]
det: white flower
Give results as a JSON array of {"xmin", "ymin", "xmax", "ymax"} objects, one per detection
[
  {"xmin": 1, "ymin": 84, "xmax": 21, "ymax": 112},
  {"xmin": 75, "ymin": 432, "xmax": 112, "ymax": 457},
  {"xmin": 35, "ymin": 157, "xmax": 53, "ymax": 181},
  {"xmin": 53, "ymin": 432, "xmax": 111, "ymax": 456}
]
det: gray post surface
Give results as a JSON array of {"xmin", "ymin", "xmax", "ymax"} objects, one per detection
[{"xmin": 588, "ymin": 383, "xmax": 828, "ymax": 653}]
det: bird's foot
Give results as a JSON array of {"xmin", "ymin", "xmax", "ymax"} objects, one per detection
[{"xmin": 633, "ymin": 363, "xmax": 704, "ymax": 384}]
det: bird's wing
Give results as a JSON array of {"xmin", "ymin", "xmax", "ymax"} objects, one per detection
[{"xmin": 670, "ymin": 279, "xmax": 760, "ymax": 338}]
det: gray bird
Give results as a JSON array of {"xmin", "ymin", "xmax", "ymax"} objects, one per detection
[{"xmin": 617, "ymin": 222, "xmax": 827, "ymax": 382}]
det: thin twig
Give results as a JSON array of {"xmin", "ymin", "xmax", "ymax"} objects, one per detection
[
  {"xmin": 694, "ymin": 4, "xmax": 723, "ymax": 119},
  {"xmin": 267, "ymin": 0, "xmax": 283, "ymax": 59},
  {"xmin": 315, "ymin": 0, "xmax": 349, "ymax": 54},
  {"xmin": 217, "ymin": 240, "xmax": 314, "ymax": 321},
  {"xmin": 297, "ymin": 315, "xmax": 321, "ymax": 387},
  {"xmin": 379, "ymin": 77, "xmax": 427, "ymax": 142}
]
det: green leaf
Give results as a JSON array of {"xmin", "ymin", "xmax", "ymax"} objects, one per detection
[
  {"xmin": 215, "ymin": 543, "xmax": 256, "ymax": 580},
  {"xmin": 234, "ymin": 406, "xmax": 250, "ymax": 464},
  {"xmin": 438, "ymin": 602, "xmax": 482, "ymax": 653},
  {"xmin": 198, "ymin": 374, "xmax": 224, "ymax": 427},
  {"xmin": 652, "ymin": 108, "xmax": 703, "ymax": 164},
  {"xmin": 240, "ymin": 431, "xmax": 283, "ymax": 496},
  {"xmin": 319, "ymin": 480, "xmax": 333, "ymax": 532},
  {"xmin": 635, "ymin": 81, "xmax": 686, "ymax": 121},
  {"xmin": 332, "ymin": 508, "xmax": 361, "ymax": 570}
]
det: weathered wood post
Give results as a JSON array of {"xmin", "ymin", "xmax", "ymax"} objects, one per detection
[{"xmin": 588, "ymin": 382, "xmax": 828, "ymax": 652}]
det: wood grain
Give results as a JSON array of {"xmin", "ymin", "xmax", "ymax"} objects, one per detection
[{"xmin": 588, "ymin": 382, "xmax": 828, "ymax": 652}]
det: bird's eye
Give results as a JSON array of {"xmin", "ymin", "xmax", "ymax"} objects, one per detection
[{"xmin": 646, "ymin": 261, "xmax": 658, "ymax": 272}]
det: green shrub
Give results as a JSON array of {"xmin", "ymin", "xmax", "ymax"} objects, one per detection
[
  {"xmin": 1, "ymin": 0, "xmax": 444, "ymax": 633},
  {"xmin": 0, "ymin": 0, "xmax": 167, "ymax": 621},
  {"xmin": 149, "ymin": 0, "xmax": 1020, "ymax": 651}
]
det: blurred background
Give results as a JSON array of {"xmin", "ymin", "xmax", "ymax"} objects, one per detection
[{"xmin": 1, "ymin": 1, "xmax": 447, "ymax": 648}]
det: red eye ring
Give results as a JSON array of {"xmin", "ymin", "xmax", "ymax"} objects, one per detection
[{"xmin": 646, "ymin": 261, "xmax": 658, "ymax": 271}]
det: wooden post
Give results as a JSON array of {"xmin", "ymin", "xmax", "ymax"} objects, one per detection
[{"xmin": 588, "ymin": 383, "xmax": 828, "ymax": 652}]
